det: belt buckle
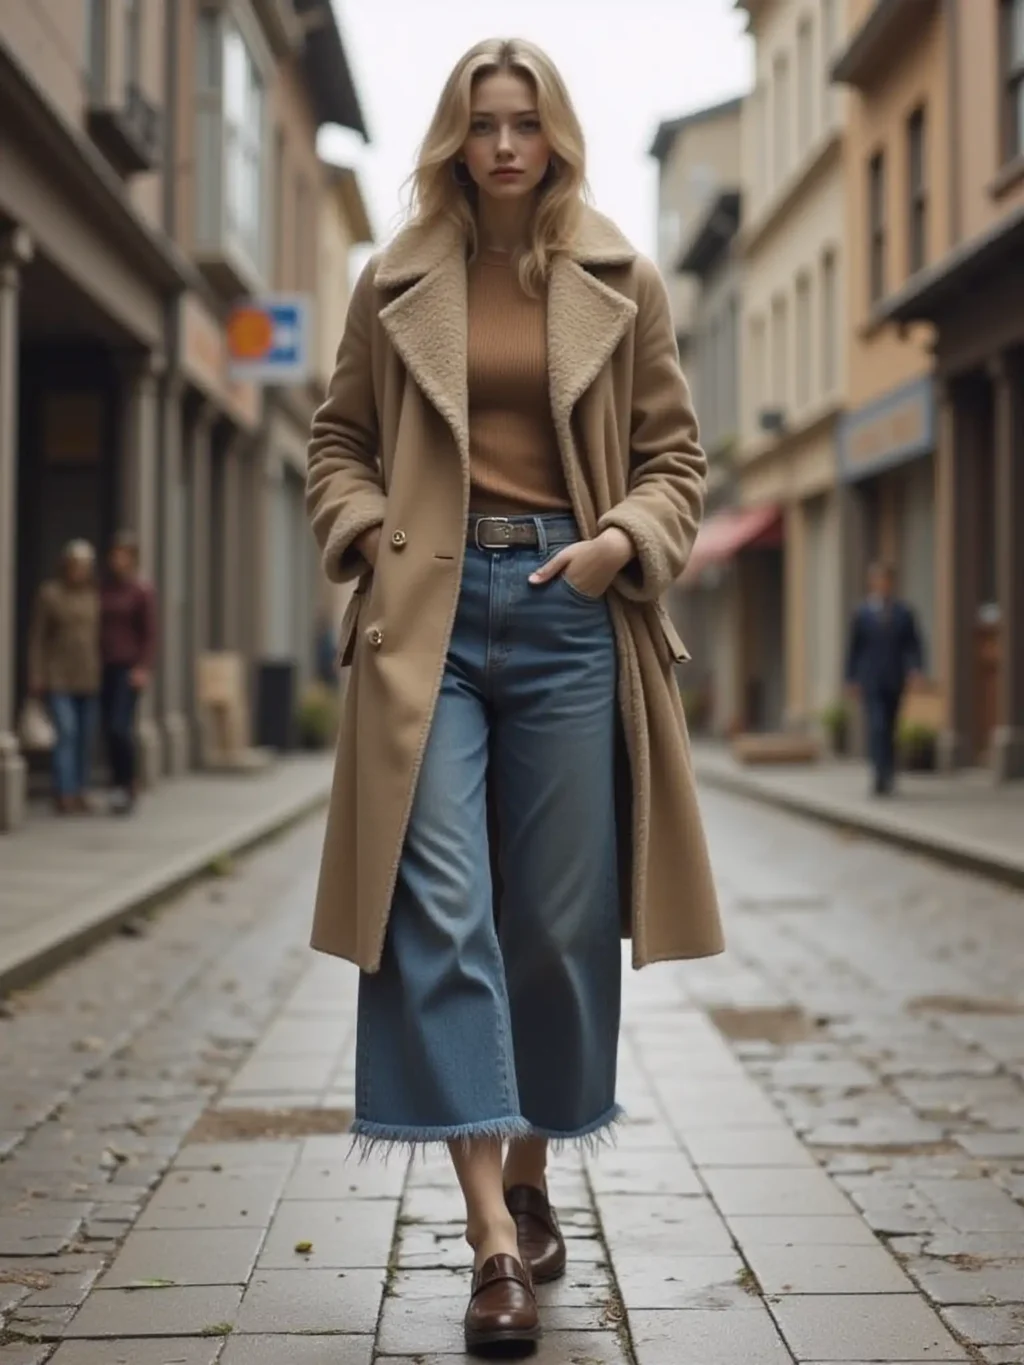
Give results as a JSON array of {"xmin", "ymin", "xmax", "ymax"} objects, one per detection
[{"xmin": 474, "ymin": 516, "xmax": 512, "ymax": 551}]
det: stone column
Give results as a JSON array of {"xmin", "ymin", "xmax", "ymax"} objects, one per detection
[
  {"xmin": 117, "ymin": 352, "xmax": 164, "ymax": 788},
  {"xmin": 158, "ymin": 376, "xmax": 189, "ymax": 775},
  {"xmin": 0, "ymin": 228, "xmax": 33, "ymax": 832},
  {"xmin": 187, "ymin": 403, "xmax": 215, "ymax": 760},
  {"xmin": 934, "ymin": 378, "xmax": 970, "ymax": 771},
  {"xmin": 783, "ymin": 500, "xmax": 807, "ymax": 729},
  {"xmin": 990, "ymin": 353, "xmax": 1024, "ymax": 780}
]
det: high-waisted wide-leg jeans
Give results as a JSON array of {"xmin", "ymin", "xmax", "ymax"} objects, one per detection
[{"xmin": 352, "ymin": 514, "xmax": 623, "ymax": 1148}]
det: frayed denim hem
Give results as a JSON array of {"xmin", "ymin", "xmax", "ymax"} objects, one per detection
[
  {"xmin": 348, "ymin": 1114, "xmax": 532, "ymax": 1161},
  {"xmin": 525, "ymin": 1102, "xmax": 625, "ymax": 1154}
]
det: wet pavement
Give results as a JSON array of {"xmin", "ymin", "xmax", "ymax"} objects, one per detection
[{"xmin": 1, "ymin": 788, "xmax": 1023, "ymax": 1362}]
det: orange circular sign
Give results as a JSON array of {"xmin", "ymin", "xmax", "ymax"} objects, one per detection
[{"xmin": 227, "ymin": 307, "xmax": 274, "ymax": 360}]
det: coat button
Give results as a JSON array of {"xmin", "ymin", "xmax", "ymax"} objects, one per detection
[
  {"xmin": 391, "ymin": 529, "xmax": 407, "ymax": 549},
  {"xmin": 366, "ymin": 626, "xmax": 383, "ymax": 649}
]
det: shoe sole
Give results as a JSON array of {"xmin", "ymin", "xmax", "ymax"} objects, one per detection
[
  {"xmin": 464, "ymin": 1323, "xmax": 541, "ymax": 1356},
  {"xmin": 531, "ymin": 1260, "xmax": 566, "ymax": 1284}
]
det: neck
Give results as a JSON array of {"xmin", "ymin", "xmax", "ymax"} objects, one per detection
[{"xmin": 476, "ymin": 195, "xmax": 534, "ymax": 254}]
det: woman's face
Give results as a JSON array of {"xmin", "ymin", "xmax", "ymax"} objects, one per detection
[
  {"xmin": 461, "ymin": 70, "xmax": 552, "ymax": 204},
  {"xmin": 64, "ymin": 556, "xmax": 92, "ymax": 587}
]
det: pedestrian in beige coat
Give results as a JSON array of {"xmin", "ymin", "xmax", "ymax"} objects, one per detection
[{"xmin": 307, "ymin": 36, "xmax": 723, "ymax": 1353}]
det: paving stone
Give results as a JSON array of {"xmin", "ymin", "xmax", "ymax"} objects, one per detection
[
  {"xmin": 769, "ymin": 1293, "xmax": 969, "ymax": 1360},
  {"xmin": 682, "ymin": 1125, "xmax": 816, "ymax": 1168},
  {"xmin": 612, "ymin": 1253, "xmax": 755, "ymax": 1309},
  {"xmin": 906, "ymin": 1259, "xmax": 1024, "ymax": 1305},
  {"xmin": 743, "ymin": 1241, "xmax": 914, "ymax": 1294},
  {"xmin": 258, "ymin": 1198, "xmax": 396, "ymax": 1269},
  {"xmin": 0, "ymin": 1347, "xmax": 50, "ymax": 1365},
  {"xmin": 701, "ymin": 1166, "xmax": 856, "ymax": 1217},
  {"xmin": 596, "ymin": 1194, "xmax": 732, "ymax": 1255},
  {"xmin": 0, "ymin": 1213, "xmax": 84, "ymax": 1256},
  {"xmin": 48, "ymin": 1342, "xmax": 223, "ymax": 1365},
  {"xmin": 940, "ymin": 1304, "xmax": 1024, "ymax": 1347},
  {"xmin": 236, "ymin": 1268, "xmax": 383, "ymax": 1334},
  {"xmin": 629, "ymin": 1306, "xmax": 792, "ymax": 1364},
  {"xmin": 63, "ymin": 1284, "xmax": 243, "ymax": 1337},
  {"xmin": 728, "ymin": 1214, "xmax": 881, "ymax": 1247},
  {"xmin": 17, "ymin": 1266, "xmax": 101, "ymax": 1307},
  {"xmin": 171, "ymin": 1141, "xmax": 300, "ymax": 1170},
  {"xmin": 134, "ymin": 1169, "xmax": 286, "ymax": 1230},
  {"xmin": 221, "ymin": 1338, "xmax": 374, "ymax": 1365},
  {"xmin": 284, "ymin": 1156, "xmax": 406, "ymax": 1201},
  {"xmin": 375, "ymin": 1337, "xmax": 628, "ymax": 1364},
  {"xmin": 97, "ymin": 1226, "xmax": 265, "ymax": 1287},
  {"xmin": 587, "ymin": 1150, "xmax": 703, "ymax": 1196}
]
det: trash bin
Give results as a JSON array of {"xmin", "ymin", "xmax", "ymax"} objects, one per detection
[{"xmin": 255, "ymin": 658, "xmax": 297, "ymax": 751}]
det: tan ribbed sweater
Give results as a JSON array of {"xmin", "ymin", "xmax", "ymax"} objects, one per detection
[{"xmin": 467, "ymin": 250, "xmax": 571, "ymax": 514}]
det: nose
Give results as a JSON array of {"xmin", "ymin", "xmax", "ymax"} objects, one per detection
[{"xmin": 496, "ymin": 124, "xmax": 514, "ymax": 157}]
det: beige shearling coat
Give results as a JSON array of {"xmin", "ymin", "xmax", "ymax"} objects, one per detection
[{"xmin": 306, "ymin": 205, "xmax": 724, "ymax": 973}]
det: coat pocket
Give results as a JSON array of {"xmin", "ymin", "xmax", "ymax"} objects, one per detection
[
  {"xmin": 336, "ymin": 572, "xmax": 372, "ymax": 668},
  {"xmin": 651, "ymin": 601, "xmax": 690, "ymax": 664}
]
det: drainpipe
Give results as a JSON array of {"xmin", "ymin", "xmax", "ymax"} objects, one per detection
[{"xmin": 944, "ymin": 0, "xmax": 961, "ymax": 247}]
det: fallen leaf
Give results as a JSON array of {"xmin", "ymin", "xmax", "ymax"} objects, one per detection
[
  {"xmin": 125, "ymin": 1278, "xmax": 178, "ymax": 1290},
  {"xmin": 294, "ymin": 1240, "xmax": 313, "ymax": 1254}
]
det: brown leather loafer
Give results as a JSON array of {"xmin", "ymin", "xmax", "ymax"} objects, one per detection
[
  {"xmin": 464, "ymin": 1252, "xmax": 540, "ymax": 1355},
  {"xmin": 505, "ymin": 1184, "xmax": 567, "ymax": 1283}
]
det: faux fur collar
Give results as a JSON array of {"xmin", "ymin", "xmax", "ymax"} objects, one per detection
[
  {"xmin": 373, "ymin": 205, "xmax": 639, "ymax": 472},
  {"xmin": 374, "ymin": 204, "xmax": 637, "ymax": 289}
]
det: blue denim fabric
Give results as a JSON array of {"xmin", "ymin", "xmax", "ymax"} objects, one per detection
[
  {"xmin": 49, "ymin": 693, "xmax": 97, "ymax": 798},
  {"xmin": 352, "ymin": 515, "xmax": 623, "ymax": 1148}
]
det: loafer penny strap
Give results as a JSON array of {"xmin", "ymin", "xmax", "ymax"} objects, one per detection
[
  {"xmin": 471, "ymin": 1253, "xmax": 533, "ymax": 1298},
  {"xmin": 505, "ymin": 1184, "xmax": 560, "ymax": 1238}
]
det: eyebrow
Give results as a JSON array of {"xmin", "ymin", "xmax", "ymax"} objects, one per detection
[{"xmin": 470, "ymin": 107, "xmax": 540, "ymax": 117}]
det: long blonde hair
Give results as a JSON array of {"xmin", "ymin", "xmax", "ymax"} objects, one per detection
[{"xmin": 409, "ymin": 38, "xmax": 589, "ymax": 295}]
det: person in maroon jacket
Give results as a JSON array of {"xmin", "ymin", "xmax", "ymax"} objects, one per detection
[{"xmin": 100, "ymin": 532, "xmax": 157, "ymax": 814}]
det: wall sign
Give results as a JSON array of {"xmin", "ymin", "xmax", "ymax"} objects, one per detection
[{"xmin": 226, "ymin": 295, "xmax": 314, "ymax": 386}]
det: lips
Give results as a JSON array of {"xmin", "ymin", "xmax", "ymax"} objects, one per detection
[{"xmin": 491, "ymin": 168, "xmax": 523, "ymax": 178}]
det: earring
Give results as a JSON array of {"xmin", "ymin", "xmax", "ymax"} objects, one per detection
[{"xmin": 452, "ymin": 159, "xmax": 472, "ymax": 187}]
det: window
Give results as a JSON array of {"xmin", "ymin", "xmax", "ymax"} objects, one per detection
[
  {"xmin": 1001, "ymin": 0, "xmax": 1024, "ymax": 163},
  {"xmin": 797, "ymin": 18, "xmax": 814, "ymax": 152},
  {"xmin": 752, "ymin": 82, "xmax": 769, "ymax": 205},
  {"xmin": 868, "ymin": 151, "xmax": 886, "ymax": 304},
  {"xmin": 821, "ymin": 249, "xmax": 837, "ymax": 394},
  {"xmin": 85, "ymin": 0, "xmax": 106, "ymax": 98},
  {"xmin": 223, "ymin": 20, "xmax": 264, "ymax": 270},
  {"xmin": 795, "ymin": 273, "xmax": 812, "ymax": 408},
  {"xmin": 771, "ymin": 293, "xmax": 788, "ymax": 410},
  {"xmin": 773, "ymin": 53, "xmax": 791, "ymax": 184},
  {"xmin": 272, "ymin": 126, "xmax": 286, "ymax": 285},
  {"xmin": 907, "ymin": 107, "xmax": 927, "ymax": 274},
  {"xmin": 124, "ymin": 0, "xmax": 141, "ymax": 95}
]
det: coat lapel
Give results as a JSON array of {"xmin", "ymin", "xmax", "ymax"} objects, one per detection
[
  {"xmin": 376, "ymin": 221, "xmax": 469, "ymax": 464},
  {"xmin": 372, "ymin": 206, "xmax": 638, "ymax": 468},
  {"xmin": 547, "ymin": 254, "xmax": 637, "ymax": 451}
]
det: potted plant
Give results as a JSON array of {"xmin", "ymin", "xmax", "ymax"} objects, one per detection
[
  {"xmin": 898, "ymin": 720, "xmax": 937, "ymax": 772},
  {"xmin": 820, "ymin": 701, "xmax": 849, "ymax": 756},
  {"xmin": 296, "ymin": 682, "xmax": 339, "ymax": 751}
]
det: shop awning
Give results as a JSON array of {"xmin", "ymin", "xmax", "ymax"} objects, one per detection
[{"xmin": 683, "ymin": 504, "xmax": 781, "ymax": 582}]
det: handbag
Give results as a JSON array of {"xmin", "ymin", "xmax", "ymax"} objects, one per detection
[{"xmin": 18, "ymin": 698, "xmax": 57, "ymax": 752}]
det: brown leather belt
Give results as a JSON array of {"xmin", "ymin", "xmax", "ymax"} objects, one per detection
[{"xmin": 468, "ymin": 517, "xmax": 541, "ymax": 551}]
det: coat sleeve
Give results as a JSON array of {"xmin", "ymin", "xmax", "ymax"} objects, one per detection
[
  {"xmin": 306, "ymin": 260, "xmax": 388, "ymax": 585},
  {"xmin": 597, "ymin": 256, "xmax": 707, "ymax": 601}
]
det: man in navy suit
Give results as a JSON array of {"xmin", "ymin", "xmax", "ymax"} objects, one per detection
[{"xmin": 845, "ymin": 562, "xmax": 925, "ymax": 796}]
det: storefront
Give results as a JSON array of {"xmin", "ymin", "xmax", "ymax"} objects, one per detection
[
  {"xmin": 881, "ymin": 220, "xmax": 1024, "ymax": 778},
  {"xmin": 837, "ymin": 374, "xmax": 941, "ymax": 732}
]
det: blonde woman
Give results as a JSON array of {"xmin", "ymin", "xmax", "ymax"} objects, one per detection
[
  {"xmin": 307, "ymin": 37, "xmax": 723, "ymax": 1352},
  {"xmin": 27, "ymin": 541, "xmax": 101, "ymax": 814}
]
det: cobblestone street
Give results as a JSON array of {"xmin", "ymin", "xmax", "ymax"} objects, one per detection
[{"xmin": 2, "ymin": 790, "xmax": 1023, "ymax": 1363}]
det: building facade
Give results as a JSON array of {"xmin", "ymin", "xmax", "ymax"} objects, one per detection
[
  {"xmin": 649, "ymin": 98, "xmax": 744, "ymax": 366},
  {"xmin": 0, "ymin": 0, "xmax": 369, "ymax": 829},
  {"xmin": 735, "ymin": 0, "xmax": 849, "ymax": 733},
  {"xmin": 877, "ymin": 0, "xmax": 1024, "ymax": 779},
  {"xmin": 831, "ymin": 0, "xmax": 950, "ymax": 742}
]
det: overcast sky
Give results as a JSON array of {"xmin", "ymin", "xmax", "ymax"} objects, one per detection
[{"xmin": 321, "ymin": 0, "xmax": 752, "ymax": 265}]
